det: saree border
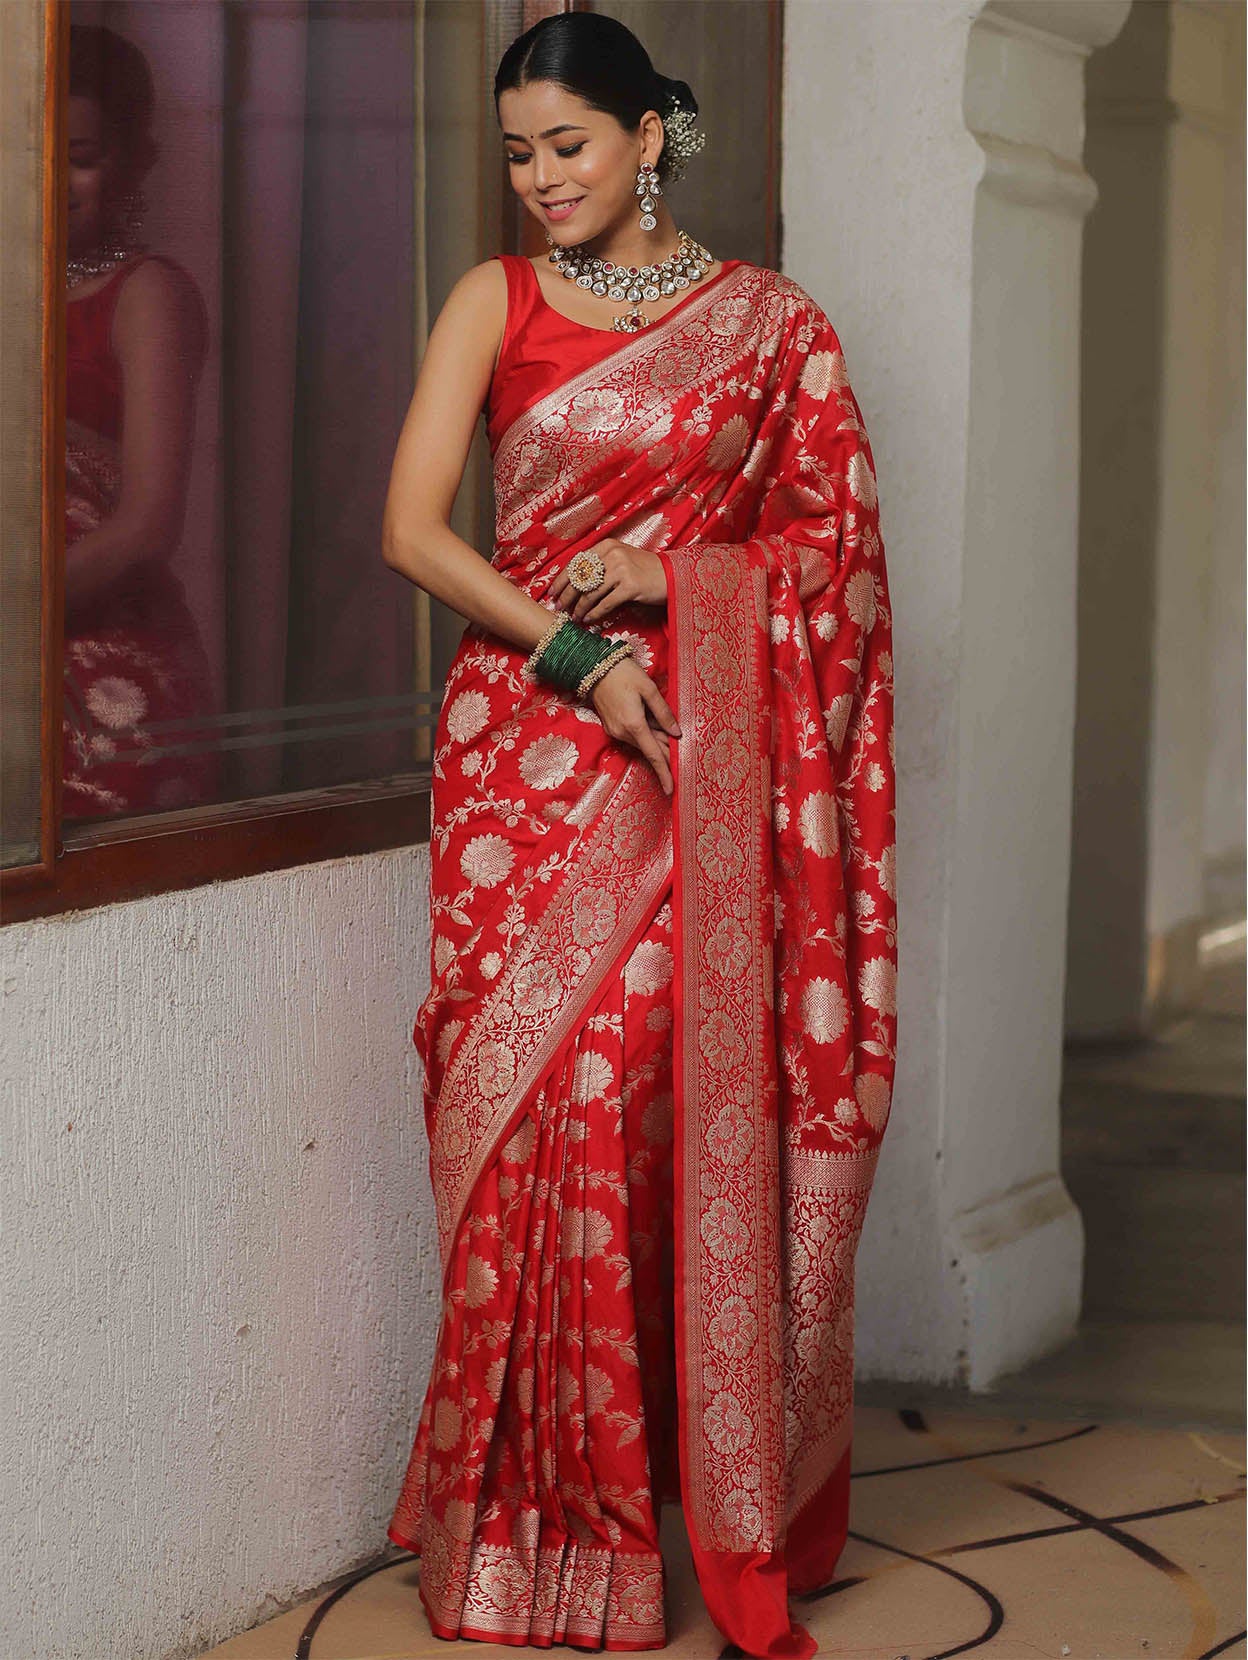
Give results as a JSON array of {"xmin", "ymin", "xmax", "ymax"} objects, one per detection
[
  {"xmin": 491, "ymin": 264, "xmax": 760, "ymax": 490},
  {"xmin": 431, "ymin": 757, "xmax": 672, "ymax": 1269},
  {"xmin": 419, "ymin": 1507, "xmax": 667, "ymax": 1650},
  {"xmin": 662, "ymin": 541, "xmax": 786, "ymax": 1557},
  {"xmin": 782, "ymin": 1144, "xmax": 881, "ymax": 1522}
]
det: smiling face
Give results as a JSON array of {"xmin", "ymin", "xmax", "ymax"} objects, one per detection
[
  {"xmin": 497, "ymin": 80, "xmax": 663, "ymax": 246},
  {"xmin": 67, "ymin": 94, "xmax": 121, "ymax": 257}
]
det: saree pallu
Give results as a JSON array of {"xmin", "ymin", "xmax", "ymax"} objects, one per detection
[
  {"xmin": 388, "ymin": 261, "xmax": 897, "ymax": 1659},
  {"xmin": 62, "ymin": 417, "xmax": 221, "ymax": 820}
]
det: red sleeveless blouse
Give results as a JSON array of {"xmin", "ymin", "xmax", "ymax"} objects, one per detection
[
  {"xmin": 66, "ymin": 252, "xmax": 203, "ymax": 443},
  {"xmin": 62, "ymin": 250, "xmax": 218, "ymax": 821},
  {"xmin": 485, "ymin": 252, "xmax": 744, "ymax": 451}
]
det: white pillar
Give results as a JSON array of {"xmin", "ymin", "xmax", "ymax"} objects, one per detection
[
  {"xmin": 1068, "ymin": 0, "xmax": 1245, "ymax": 1036},
  {"xmin": 783, "ymin": 0, "xmax": 1130, "ymax": 1387}
]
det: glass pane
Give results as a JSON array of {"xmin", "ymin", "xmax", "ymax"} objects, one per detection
[
  {"xmin": 1, "ymin": 0, "xmax": 46, "ymax": 870},
  {"xmin": 60, "ymin": 0, "xmax": 489, "ymax": 833}
]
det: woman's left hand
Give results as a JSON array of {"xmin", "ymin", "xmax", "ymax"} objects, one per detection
[{"xmin": 548, "ymin": 538, "xmax": 668, "ymax": 624}]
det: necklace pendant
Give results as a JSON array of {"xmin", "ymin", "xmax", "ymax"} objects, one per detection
[{"xmin": 560, "ymin": 228, "xmax": 712, "ymax": 331}]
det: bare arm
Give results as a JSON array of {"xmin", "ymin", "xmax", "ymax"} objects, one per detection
[
  {"xmin": 65, "ymin": 258, "xmax": 207, "ymax": 610},
  {"xmin": 382, "ymin": 259, "xmax": 680, "ymax": 792},
  {"xmin": 381, "ymin": 259, "xmax": 556, "ymax": 654}
]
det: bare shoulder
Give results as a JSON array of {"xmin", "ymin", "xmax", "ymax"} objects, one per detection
[
  {"xmin": 112, "ymin": 254, "xmax": 208, "ymax": 357},
  {"xmin": 115, "ymin": 254, "xmax": 201, "ymax": 312},
  {"xmin": 436, "ymin": 257, "xmax": 508, "ymax": 351},
  {"xmin": 447, "ymin": 256, "xmax": 507, "ymax": 305}
]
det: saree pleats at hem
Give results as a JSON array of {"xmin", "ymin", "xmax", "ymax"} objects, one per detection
[
  {"xmin": 388, "ymin": 888, "xmax": 681, "ymax": 1650},
  {"xmin": 418, "ymin": 1526, "xmax": 667, "ymax": 1652}
]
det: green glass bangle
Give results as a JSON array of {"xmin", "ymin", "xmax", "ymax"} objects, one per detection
[
  {"xmin": 538, "ymin": 622, "xmax": 591, "ymax": 683},
  {"xmin": 576, "ymin": 641, "xmax": 634, "ymax": 700},
  {"xmin": 546, "ymin": 632, "xmax": 609, "ymax": 691},
  {"xmin": 522, "ymin": 612, "xmax": 571, "ymax": 678},
  {"xmin": 531, "ymin": 619, "xmax": 629, "ymax": 695},
  {"xmin": 532, "ymin": 619, "xmax": 588, "ymax": 685}
]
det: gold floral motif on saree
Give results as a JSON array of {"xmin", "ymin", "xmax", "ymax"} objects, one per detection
[{"xmin": 390, "ymin": 259, "xmax": 897, "ymax": 1660}]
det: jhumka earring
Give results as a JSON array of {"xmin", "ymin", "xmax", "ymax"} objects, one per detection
[
  {"xmin": 121, "ymin": 187, "xmax": 147, "ymax": 243},
  {"xmin": 636, "ymin": 164, "xmax": 661, "ymax": 231}
]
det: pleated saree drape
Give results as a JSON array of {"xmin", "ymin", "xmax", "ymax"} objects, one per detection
[{"xmin": 388, "ymin": 258, "xmax": 897, "ymax": 1659}]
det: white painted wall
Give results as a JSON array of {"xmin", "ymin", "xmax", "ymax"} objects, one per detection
[
  {"xmin": 1203, "ymin": 1, "xmax": 1247, "ymax": 901},
  {"xmin": 1066, "ymin": 0, "xmax": 1245, "ymax": 1034},
  {"xmin": 782, "ymin": 0, "xmax": 985, "ymax": 1385},
  {"xmin": 1148, "ymin": 0, "xmax": 1242, "ymax": 945},
  {"xmin": 1065, "ymin": 0, "xmax": 1169, "ymax": 1036},
  {"xmin": 783, "ymin": 0, "xmax": 1129, "ymax": 1388},
  {"xmin": 2, "ymin": 849, "xmax": 436, "ymax": 1660}
]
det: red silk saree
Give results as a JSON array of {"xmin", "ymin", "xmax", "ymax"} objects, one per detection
[{"xmin": 387, "ymin": 255, "xmax": 897, "ymax": 1659}]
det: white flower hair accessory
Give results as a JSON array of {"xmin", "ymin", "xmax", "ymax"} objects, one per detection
[{"xmin": 661, "ymin": 89, "xmax": 707, "ymax": 182}]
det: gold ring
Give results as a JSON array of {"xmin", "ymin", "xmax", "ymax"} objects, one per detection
[{"xmin": 567, "ymin": 551, "xmax": 606, "ymax": 594}]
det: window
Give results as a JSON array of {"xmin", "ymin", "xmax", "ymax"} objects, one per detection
[{"xmin": 1, "ymin": 0, "xmax": 781, "ymax": 923}]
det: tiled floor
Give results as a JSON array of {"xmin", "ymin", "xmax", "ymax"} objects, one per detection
[
  {"xmin": 200, "ymin": 1406, "xmax": 1245, "ymax": 1660},
  {"xmin": 201, "ymin": 922, "xmax": 1246, "ymax": 1660}
]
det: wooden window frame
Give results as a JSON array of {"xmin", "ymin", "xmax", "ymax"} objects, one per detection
[{"xmin": 2, "ymin": 0, "xmax": 781, "ymax": 926}]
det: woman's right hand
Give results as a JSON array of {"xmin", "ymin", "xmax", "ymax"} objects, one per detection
[{"xmin": 591, "ymin": 657, "xmax": 681, "ymax": 796}]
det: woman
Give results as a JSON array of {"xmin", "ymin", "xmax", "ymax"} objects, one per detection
[
  {"xmin": 63, "ymin": 23, "xmax": 219, "ymax": 823},
  {"xmin": 382, "ymin": 14, "xmax": 896, "ymax": 1657}
]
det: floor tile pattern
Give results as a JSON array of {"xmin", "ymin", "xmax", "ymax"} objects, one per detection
[{"xmin": 200, "ymin": 1406, "xmax": 1245, "ymax": 1660}]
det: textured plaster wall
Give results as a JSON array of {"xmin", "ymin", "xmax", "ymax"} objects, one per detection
[
  {"xmin": 2, "ymin": 848, "xmax": 437, "ymax": 1660},
  {"xmin": 1202, "ymin": 0, "xmax": 1247, "ymax": 887},
  {"xmin": 783, "ymin": 0, "xmax": 1128, "ymax": 1388},
  {"xmin": 1148, "ymin": 0, "xmax": 1245, "ymax": 938},
  {"xmin": 1065, "ymin": 0, "xmax": 1244, "ymax": 1036},
  {"xmin": 783, "ymin": 0, "xmax": 986, "ymax": 1383}
]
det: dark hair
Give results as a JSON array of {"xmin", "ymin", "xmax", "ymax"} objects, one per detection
[
  {"xmin": 68, "ymin": 23, "xmax": 159, "ymax": 181},
  {"xmin": 494, "ymin": 12, "xmax": 697, "ymax": 186}
]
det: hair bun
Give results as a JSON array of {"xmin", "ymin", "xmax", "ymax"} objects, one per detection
[
  {"xmin": 655, "ymin": 74, "xmax": 705, "ymax": 183},
  {"xmin": 658, "ymin": 74, "xmax": 698, "ymax": 118}
]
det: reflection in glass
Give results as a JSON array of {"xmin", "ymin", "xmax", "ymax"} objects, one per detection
[
  {"xmin": 59, "ymin": 2, "xmax": 469, "ymax": 830},
  {"xmin": 63, "ymin": 22, "xmax": 221, "ymax": 823}
]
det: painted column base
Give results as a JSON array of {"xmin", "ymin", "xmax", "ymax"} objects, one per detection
[{"xmin": 948, "ymin": 1172, "xmax": 1085, "ymax": 1391}]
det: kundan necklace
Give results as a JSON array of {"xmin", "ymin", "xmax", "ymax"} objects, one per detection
[
  {"xmin": 66, "ymin": 241, "xmax": 140, "ymax": 288},
  {"xmin": 547, "ymin": 227, "xmax": 715, "ymax": 333}
]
